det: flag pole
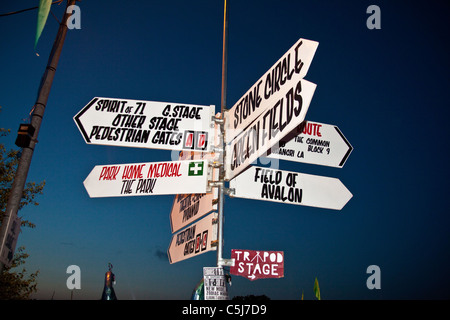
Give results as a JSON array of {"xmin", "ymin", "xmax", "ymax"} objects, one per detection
[
  {"xmin": 0, "ymin": 0, "xmax": 76, "ymax": 273},
  {"xmin": 216, "ymin": 0, "xmax": 229, "ymax": 269}
]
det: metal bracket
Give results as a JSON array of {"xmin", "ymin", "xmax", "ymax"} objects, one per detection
[
  {"xmin": 218, "ymin": 258, "xmax": 235, "ymax": 267},
  {"xmin": 224, "ymin": 188, "xmax": 235, "ymax": 197},
  {"xmin": 208, "ymin": 181, "xmax": 224, "ymax": 188}
]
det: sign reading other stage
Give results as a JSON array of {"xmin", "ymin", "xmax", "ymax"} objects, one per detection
[
  {"xmin": 83, "ymin": 160, "xmax": 208, "ymax": 198},
  {"xmin": 229, "ymin": 166, "xmax": 353, "ymax": 210},
  {"xmin": 168, "ymin": 212, "xmax": 218, "ymax": 264},
  {"xmin": 74, "ymin": 97, "xmax": 214, "ymax": 152},
  {"xmin": 230, "ymin": 249, "xmax": 284, "ymax": 281}
]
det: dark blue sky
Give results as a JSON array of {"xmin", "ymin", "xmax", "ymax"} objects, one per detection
[{"xmin": 1, "ymin": 0, "xmax": 449, "ymax": 299}]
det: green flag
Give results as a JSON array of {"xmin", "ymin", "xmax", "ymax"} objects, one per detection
[
  {"xmin": 314, "ymin": 277, "xmax": 321, "ymax": 300},
  {"xmin": 35, "ymin": 0, "xmax": 52, "ymax": 49}
]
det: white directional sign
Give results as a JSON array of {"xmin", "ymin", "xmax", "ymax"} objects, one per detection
[
  {"xmin": 266, "ymin": 120, "xmax": 353, "ymax": 168},
  {"xmin": 229, "ymin": 166, "xmax": 352, "ymax": 210},
  {"xmin": 225, "ymin": 38, "xmax": 319, "ymax": 144},
  {"xmin": 168, "ymin": 212, "xmax": 218, "ymax": 264},
  {"xmin": 225, "ymin": 79, "xmax": 316, "ymax": 180},
  {"xmin": 83, "ymin": 160, "xmax": 209, "ymax": 198},
  {"xmin": 74, "ymin": 97, "xmax": 215, "ymax": 152}
]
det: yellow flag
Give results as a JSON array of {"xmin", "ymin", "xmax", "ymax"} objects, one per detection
[
  {"xmin": 35, "ymin": 0, "xmax": 52, "ymax": 49},
  {"xmin": 314, "ymin": 277, "xmax": 321, "ymax": 300}
]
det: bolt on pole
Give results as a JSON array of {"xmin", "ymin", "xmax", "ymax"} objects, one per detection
[{"xmin": 0, "ymin": 0, "xmax": 76, "ymax": 274}]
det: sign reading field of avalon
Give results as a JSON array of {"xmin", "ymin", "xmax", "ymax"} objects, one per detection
[
  {"xmin": 83, "ymin": 160, "xmax": 208, "ymax": 198},
  {"xmin": 74, "ymin": 97, "xmax": 215, "ymax": 152},
  {"xmin": 229, "ymin": 166, "xmax": 352, "ymax": 210}
]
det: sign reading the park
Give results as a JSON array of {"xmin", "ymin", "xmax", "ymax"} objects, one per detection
[
  {"xmin": 229, "ymin": 166, "xmax": 353, "ymax": 210},
  {"xmin": 83, "ymin": 160, "xmax": 209, "ymax": 198},
  {"xmin": 74, "ymin": 97, "xmax": 215, "ymax": 152},
  {"xmin": 230, "ymin": 249, "xmax": 284, "ymax": 281}
]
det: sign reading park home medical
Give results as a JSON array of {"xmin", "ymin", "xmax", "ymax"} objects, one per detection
[
  {"xmin": 229, "ymin": 166, "xmax": 353, "ymax": 210},
  {"xmin": 74, "ymin": 97, "xmax": 214, "ymax": 152},
  {"xmin": 168, "ymin": 212, "xmax": 218, "ymax": 264},
  {"xmin": 230, "ymin": 249, "xmax": 284, "ymax": 281},
  {"xmin": 225, "ymin": 79, "xmax": 316, "ymax": 180},
  {"xmin": 225, "ymin": 38, "xmax": 318, "ymax": 144},
  {"xmin": 267, "ymin": 120, "xmax": 353, "ymax": 168},
  {"xmin": 83, "ymin": 160, "xmax": 208, "ymax": 198}
]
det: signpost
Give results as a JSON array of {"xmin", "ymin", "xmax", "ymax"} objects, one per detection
[
  {"xmin": 74, "ymin": 97, "xmax": 215, "ymax": 152},
  {"xmin": 230, "ymin": 249, "xmax": 284, "ymax": 281},
  {"xmin": 266, "ymin": 120, "xmax": 353, "ymax": 168},
  {"xmin": 167, "ymin": 212, "xmax": 218, "ymax": 264},
  {"xmin": 229, "ymin": 166, "xmax": 353, "ymax": 210},
  {"xmin": 225, "ymin": 38, "xmax": 319, "ymax": 143},
  {"xmin": 83, "ymin": 160, "xmax": 209, "ymax": 198},
  {"xmin": 70, "ymin": 0, "xmax": 352, "ymax": 299}
]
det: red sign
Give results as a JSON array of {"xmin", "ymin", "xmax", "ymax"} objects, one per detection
[{"xmin": 230, "ymin": 249, "xmax": 284, "ymax": 281}]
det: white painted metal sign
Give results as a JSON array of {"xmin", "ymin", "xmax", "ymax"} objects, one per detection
[
  {"xmin": 203, "ymin": 267, "xmax": 228, "ymax": 300},
  {"xmin": 83, "ymin": 160, "xmax": 209, "ymax": 198},
  {"xmin": 266, "ymin": 120, "xmax": 353, "ymax": 168},
  {"xmin": 229, "ymin": 166, "xmax": 352, "ymax": 210},
  {"xmin": 74, "ymin": 97, "xmax": 215, "ymax": 152},
  {"xmin": 225, "ymin": 38, "xmax": 319, "ymax": 144},
  {"xmin": 167, "ymin": 212, "xmax": 218, "ymax": 264},
  {"xmin": 0, "ymin": 215, "xmax": 21, "ymax": 268},
  {"xmin": 225, "ymin": 79, "xmax": 317, "ymax": 180}
]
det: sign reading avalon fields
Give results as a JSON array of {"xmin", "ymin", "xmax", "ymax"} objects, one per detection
[{"xmin": 74, "ymin": 97, "xmax": 214, "ymax": 152}]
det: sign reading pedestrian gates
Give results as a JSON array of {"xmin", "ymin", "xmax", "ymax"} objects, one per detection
[
  {"xmin": 168, "ymin": 212, "xmax": 218, "ymax": 264},
  {"xmin": 229, "ymin": 166, "xmax": 353, "ymax": 210},
  {"xmin": 74, "ymin": 97, "xmax": 215, "ymax": 152},
  {"xmin": 266, "ymin": 120, "xmax": 353, "ymax": 168},
  {"xmin": 83, "ymin": 160, "xmax": 209, "ymax": 198},
  {"xmin": 230, "ymin": 249, "xmax": 284, "ymax": 281}
]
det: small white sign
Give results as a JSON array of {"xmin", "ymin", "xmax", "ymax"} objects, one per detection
[
  {"xmin": 83, "ymin": 160, "xmax": 209, "ymax": 198},
  {"xmin": 203, "ymin": 267, "xmax": 228, "ymax": 300},
  {"xmin": 229, "ymin": 166, "xmax": 352, "ymax": 210},
  {"xmin": 0, "ymin": 215, "xmax": 21, "ymax": 267}
]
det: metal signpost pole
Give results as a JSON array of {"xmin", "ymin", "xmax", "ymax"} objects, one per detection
[{"xmin": 217, "ymin": 0, "xmax": 229, "ymax": 268}]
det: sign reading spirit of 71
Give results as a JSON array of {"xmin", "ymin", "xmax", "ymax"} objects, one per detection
[{"xmin": 74, "ymin": 97, "xmax": 215, "ymax": 152}]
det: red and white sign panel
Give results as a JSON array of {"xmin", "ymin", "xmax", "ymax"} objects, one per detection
[
  {"xmin": 225, "ymin": 38, "xmax": 319, "ymax": 144},
  {"xmin": 230, "ymin": 249, "xmax": 284, "ymax": 281},
  {"xmin": 167, "ymin": 212, "xmax": 218, "ymax": 264},
  {"xmin": 229, "ymin": 166, "xmax": 352, "ymax": 210},
  {"xmin": 74, "ymin": 97, "xmax": 215, "ymax": 152},
  {"xmin": 266, "ymin": 120, "xmax": 353, "ymax": 168},
  {"xmin": 83, "ymin": 160, "xmax": 208, "ymax": 198}
]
